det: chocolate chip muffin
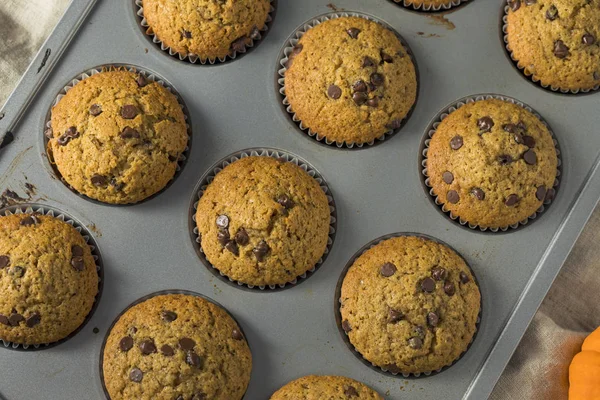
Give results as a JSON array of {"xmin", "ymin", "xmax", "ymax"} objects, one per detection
[
  {"xmin": 48, "ymin": 69, "xmax": 188, "ymax": 204},
  {"xmin": 142, "ymin": 0, "xmax": 271, "ymax": 61},
  {"xmin": 102, "ymin": 293, "xmax": 251, "ymax": 400},
  {"xmin": 0, "ymin": 213, "xmax": 98, "ymax": 345},
  {"xmin": 195, "ymin": 156, "xmax": 331, "ymax": 287},
  {"xmin": 505, "ymin": 0, "xmax": 600, "ymax": 91},
  {"xmin": 339, "ymin": 236, "xmax": 480, "ymax": 375},
  {"xmin": 284, "ymin": 16, "xmax": 417, "ymax": 145},
  {"xmin": 270, "ymin": 375, "xmax": 383, "ymax": 399},
  {"xmin": 426, "ymin": 98, "xmax": 558, "ymax": 229}
]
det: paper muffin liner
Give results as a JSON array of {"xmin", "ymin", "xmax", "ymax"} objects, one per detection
[
  {"xmin": 390, "ymin": 0, "xmax": 469, "ymax": 12},
  {"xmin": 134, "ymin": 0, "xmax": 277, "ymax": 65},
  {"xmin": 419, "ymin": 93, "xmax": 562, "ymax": 233},
  {"xmin": 501, "ymin": 3, "xmax": 600, "ymax": 95},
  {"xmin": 43, "ymin": 64, "xmax": 192, "ymax": 206},
  {"xmin": 276, "ymin": 11, "xmax": 419, "ymax": 149},
  {"xmin": 189, "ymin": 148, "xmax": 337, "ymax": 291},
  {"xmin": 334, "ymin": 232, "xmax": 482, "ymax": 378},
  {"xmin": 99, "ymin": 289, "xmax": 250, "ymax": 400},
  {"xmin": 0, "ymin": 203, "xmax": 104, "ymax": 351}
]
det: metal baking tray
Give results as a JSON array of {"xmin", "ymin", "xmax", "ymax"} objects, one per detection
[{"xmin": 1, "ymin": 0, "xmax": 599, "ymax": 399}]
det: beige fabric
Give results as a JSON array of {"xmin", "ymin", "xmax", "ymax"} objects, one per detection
[{"xmin": 1, "ymin": 1, "xmax": 599, "ymax": 399}]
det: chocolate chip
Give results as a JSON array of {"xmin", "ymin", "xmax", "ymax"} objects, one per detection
[
  {"xmin": 388, "ymin": 309, "xmax": 403, "ymax": 323},
  {"xmin": 594, "ymin": 71, "xmax": 600, "ymax": 81},
  {"xmin": 225, "ymin": 240, "xmax": 239, "ymax": 256},
  {"xmin": 427, "ymin": 312, "xmax": 439, "ymax": 327},
  {"xmin": 352, "ymin": 80, "xmax": 368, "ymax": 93},
  {"xmin": 408, "ymin": 337, "xmax": 423, "ymax": 349},
  {"xmin": 0, "ymin": 315, "xmax": 8, "ymax": 326},
  {"xmin": 129, "ymin": 368, "xmax": 143, "ymax": 383},
  {"xmin": 71, "ymin": 245, "xmax": 84, "ymax": 257},
  {"xmin": 517, "ymin": 121, "xmax": 527, "ymax": 131},
  {"xmin": 352, "ymin": 92, "xmax": 367, "ymax": 106},
  {"xmin": 71, "ymin": 257, "xmax": 85, "ymax": 271},
  {"xmin": 444, "ymin": 281, "xmax": 456, "ymax": 296},
  {"xmin": 120, "ymin": 127, "xmax": 140, "ymax": 139},
  {"xmin": 179, "ymin": 337, "xmax": 195, "ymax": 351},
  {"xmin": 91, "ymin": 174, "xmax": 107, "ymax": 187},
  {"xmin": 522, "ymin": 135, "xmax": 536, "ymax": 148},
  {"xmin": 505, "ymin": 194, "xmax": 519, "ymax": 206},
  {"xmin": 347, "ymin": 28, "xmax": 360, "ymax": 39},
  {"xmin": 89, "ymin": 104, "xmax": 102, "ymax": 116},
  {"xmin": 380, "ymin": 262, "xmax": 397, "ymax": 277},
  {"xmin": 523, "ymin": 149, "xmax": 537, "ymax": 165},
  {"xmin": 421, "ymin": 277, "xmax": 435, "ymax": 293},
  {"xmin": 385, "ymin": 364, "xmax": 401, "ymax": 374},
  {"xmin": 472, "ymin": 188, "xmax": 485, "ymax": 200},
  {"xmin": 277, "ymin": 194, "xmax": 295, "ymax": 209},
  {"xmin": 119, "ymin": 336, "xmax": 134, "ymax": 352},
  {"xmin": 514, "ymin": 133, "xmax": 524, "ymax": 144},
  {"xmin": 583, "ymin": 33, "xmax": 596, "ymax": 45},
  {"xmin": 431, "ymin": 267, "xmax": 447, "ymax": 281},
  {"xmin": 386, "ymin": 119, "xmax": 402, "ymax": 130},
  {"xmin": 161, "ymin": 310, "xmax": 177, "ymax": 322},
  {"xmin": 362, "ymin": 56, "xmax": 375, "ymax": 67},
  {"xmin": 499, "ymin": 154, "xmax": 513, "ymax": 165},
  {"xmin": 121, "ymin": 105, "xmax": 138, "ymax": 119},
  {"xmin": 44, "ymin": 128, "xmax": 54, "ymax": 139},
  {"xmin": 367, "ymin": 82, "xmax": 376, "ymax": 92},
  {"xmin": 380, "ymin": 50, "xmax": 394, "ymax": 63},
  {"xmin": 57, "ymin": 126, "xmax": 80, "ymax": 146},
  {"xmin": 370, "ymin": 73, "xmax": 384, "ymax": 87},
  {"xmin": 129, "ymin": 326, "xmax": 138, "ymax": 335},
  {"xmin": 11, "ymin": 266, "xmax": 25, "ymax": 277},
  {"xmin": 447, "ymin": 190, "xmax": 460, "ymax": 204},
  {"xmin": 217, "ymin": 229, "xmax": 230, "ymax": 246},
  {"xmin": 536, "ymin": 186, "xmax": 547, "ymax": 201},
  {"xmin": 546, "ymin": 5, "xmax": 558, "ymax": 20},
  {"xmin": 136, "ymin": 74, "xmax": 147, "ymax": 87},
  {"xmin": 139, "ymin": 339, "xmax": 157, "ymax": 355},
  {"xmin": 20, "ymin": 216, "xmax": 36, "ymax": 226},
  {"xmin": 366, "ymin": 97, "xmax": 379, "ymax": 107},
  {"xmin": 450, "ymin": 135, "xmax": 463, "ymax": 150},
  {"xmin": 25, "ymin": 312, "xmax": 40, "ymax": 328},
  {"xmin": 503, "ymin": 123, "xmax": 517, "ymax": 133},
  {"xmin": 344, "ymin": 385, "xmax": 359, "ymax": 397},
  {"xmin": 232, "ymin": 328, "xmax": 244, "ymax": 340},
  {"xmin": 182, "ymin": 29, "xmax": 192, "ymax": 38},
  {"xmin": 327, "ymin": 85, "xmax": 342, "ymax": 99},
  {"xmin": 0, "ymin": 256, "xmax": 9, "ymax": 269},
  {"xmin": 216, "ymin": 215, "xmax": 229, "ymax": 229},
  {"xmin": 342, "ymin": 319, "xmax": 352, "ymax": 333},
  {"xmin": 234, "ymin": 228, "xmax": 249, "ymax": 246},
  {"xmin": 250, "ymin": 26, "xmax": 260, "ymax": 40},
  {"xmin": 442, "ymin": 171, "xmax": 454, "ymax": 184},
  {"xmin": 460, "ymin": 271, "xmax": 470, "ymax": 284},
  {"xmin": 8, "ymin": 313, "xmax": 24, "ymax": 326},
  {"xmin": 545, "ymin": 188, "xmax": 556, "ymax": 201},
  {"xmin": 192, "ymin": 394, "xmax": 207, "ymax": 400},
  {"xmin": 477, "ymin": 116, "xmax": 494, "ymax": 132},
  {"xmin": 508, "ymin": 0, "xmax": 520, "ymax": 11},
  {"xmin": 168, "ymin": 154, "xmax": 177, "ymax": 162},
  {"xmin": 553, "ymin": 40, "xmax": 569, "ymax": 59},
  {"xmin": 110, "ymin": 179, "xmax": 125, "ymax": 191},
  {"xmin": 160, "ymin": 344, "xmax": 174, "ymax": 356},
  {"xmin": 230, "ymin": 38, "xmax": 247, "ymax": 53},
  {"xmin": 186, "ymin": 351, "xmax": 202, "ymax": 368}
]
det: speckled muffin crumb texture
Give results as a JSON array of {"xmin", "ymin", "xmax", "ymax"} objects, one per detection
[
  {"xmin": 49, "ymin": 70, "xmax": 188, "ymax": 204},
  {"xmin": 285, "ymin": 16, "xmax": 417, "ymax": 145},
  {"xmin": 426, "ymin": 99, "xmax": 558, "ymax": 229},
  {"xmin": 102, "ymin": 294, "xmax": 251, "ymax": 400},
  {"xmin": 0, "ymin": 214, "xmax": 98, "ymax": 345},
  {"xmin": 142, "ymin": 0, "xmax": 271, "ymax": 61},
  {"xmin": 340, "ymin": 236, "xmax": 480, "ymax": 375},
  {"xmin": 270, "ymin": 375, "xmax": 383, "ymax": 399},
  {"xmin": 506, "ymin": 0, "xmax": 600, "ymax": 91},
  {"xmin": 195, "ymin": 156, "xmax": 331, "ymax": 287}
]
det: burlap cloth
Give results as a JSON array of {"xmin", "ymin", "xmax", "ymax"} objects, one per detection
[{"xmin": 1, "ymin": 1, "xmax": 598, "ymax": 398}]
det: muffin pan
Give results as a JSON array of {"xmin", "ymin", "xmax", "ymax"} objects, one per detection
[{"xmin": 1, "ymin": 0, "xmax": 600, "ymax": 399}]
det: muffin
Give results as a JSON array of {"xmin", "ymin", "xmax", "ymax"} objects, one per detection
[
  {"xmin": 284, "ymin": 16, "xmax": 417, "ymax": 145},
  {"xmin": 271, "ymin": 375, "xmax": 383, "ymax": 399},
  {"xmin": 142, "ymin": 0, "xmax": 271, "ymax": 61},
  {"xmin": 0, "ymin": 213, "xmax": 98, "ymax": 345},
  {"xmin": 339, "ymin": 236, "xmax": 480, "ymax": 375},
  {"xmin": 505, "ymin": 0, "xmax": 600, "ymax": 92},
  {"xmin": 48, "ymin": 69, "xmax": 188, "ymax": 204},
  {"xmin": 426, "ymin": 98, "xmax": 558, "ymax": 229},
  {"xmin": 195, "ymin": 156, "xmax": 331, "ymax": 287},
  {"xmin": 102, "ymin": 293, "xmax": 251, "ymax": 400}
]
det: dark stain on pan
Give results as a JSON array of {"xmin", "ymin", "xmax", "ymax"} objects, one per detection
[
  {"xmin": 37, "ymin": 48, "xmax": 51, "ymax": 74},
  {"xmin": 326, "ymin": 3, "xmax": 343, "ymax": 11},
  {"xmin": 0, "ymin": 132, "xmax": 14, "ymax": 149},
  {"xmin": 24, "ymin": 182, "xmax": 36, "ymax": 197},
  {"xmin": 0, "ymin": 189, "xmax": 25, "ymax": 208}
]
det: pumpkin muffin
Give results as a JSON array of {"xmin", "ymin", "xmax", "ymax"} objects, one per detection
[
  {"xmin": 0, "ymin": 213, "xmax": 98, "ymax": 345},
  {"xmin": 195, "ymin": 156, "xmax": 330, "ymax": 287},
  {"xmin": 48, "ymin": 70, "xmax": 188, "ymax": 204},
  {"xmin": 142, "ymin": 0, "xmax": 271, "ymax": 61},
  {"xmin": 102, "ymin": 293, "xmax": 251, "ymax": 400},
  {"xmin": 284, "ymin": 16, "xmax": 417, "ymax": 145},
  {"xmin": 271, "ymin": 375, "xmax": 383, "ymax": 399},
  {"xmin": 339, "ymin": 236, "xmax": 480, "ymax": 375},
  {"xmin": 426, "ymin": 98, "xmax": 558, "ymax": 229},
  {"xmin": 505, "ymin": 0, "xmax": 600, "ymax": 91}
]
